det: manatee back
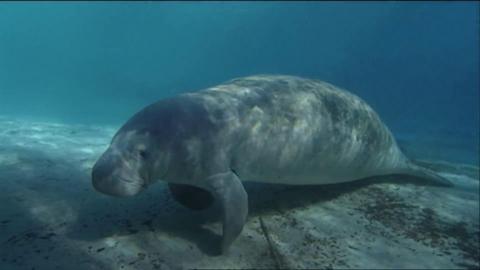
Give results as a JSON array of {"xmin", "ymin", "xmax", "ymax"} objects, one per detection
[{"xmin": 185, "ymin": 75, "xmax": 409, "ymax": 184}]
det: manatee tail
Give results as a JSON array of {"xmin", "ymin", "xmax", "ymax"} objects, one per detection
[{"xmin": 402, "ymin": 161, "xmax": 454, "ymax": 187}]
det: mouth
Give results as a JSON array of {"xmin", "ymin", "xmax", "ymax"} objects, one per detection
[{"xmin": 118, "ymin": 176, "xmax": 147, "ymax": 189}]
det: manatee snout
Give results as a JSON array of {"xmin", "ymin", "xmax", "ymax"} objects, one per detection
[{"xmin": 92, "ymin": 148, "xmax": 145, "ymax": 197}]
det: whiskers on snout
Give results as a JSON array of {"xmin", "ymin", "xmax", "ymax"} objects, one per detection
[{"xmin": 92, "ymin": 158, "xmax": 147, "ymax": 197}]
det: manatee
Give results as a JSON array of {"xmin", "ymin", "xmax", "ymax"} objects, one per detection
[{"xmin": 92, "ymin": 75, "xmax": 452, "ymax": 253}]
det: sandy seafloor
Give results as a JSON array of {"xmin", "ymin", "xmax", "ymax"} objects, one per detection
[{"xmin": 0, "ymin": 115, "xmax": 478, "ymax": 270}]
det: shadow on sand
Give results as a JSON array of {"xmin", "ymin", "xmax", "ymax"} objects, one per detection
[{"xmin": 68, "ymin": 171, "xmax": 451, "ymax": 256}]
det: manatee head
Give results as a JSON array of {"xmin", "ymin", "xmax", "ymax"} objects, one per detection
[
  {"xmin": 92, "ymin": 128, "xmax": 168, "ymax": 197},
  {"xmin": 92, "ymin": 98, "xmax": 208, "ymax": 197}
]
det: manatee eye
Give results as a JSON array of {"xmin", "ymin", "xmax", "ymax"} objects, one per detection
[{"xmin": 138, "ymin": 149, "xmax": 149, "ymax": 159}]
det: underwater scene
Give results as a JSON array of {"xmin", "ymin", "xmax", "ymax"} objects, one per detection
[{"xmin": 0, "ymin": 2, "xmax": 479, "ymax": 270}]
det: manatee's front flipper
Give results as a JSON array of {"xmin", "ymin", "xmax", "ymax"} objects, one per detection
[
  {"xmin": 168, "ymin": 183, "xmax": 214, "ymax": 210},
  {"xmin": 205, "ymin": 171, "xmax": 248, "ymax": 254}
]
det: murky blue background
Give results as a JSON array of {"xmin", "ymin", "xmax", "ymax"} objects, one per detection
[{"xmin": 0, "ymin": 2, "xmax": 478, "ymax": 162}]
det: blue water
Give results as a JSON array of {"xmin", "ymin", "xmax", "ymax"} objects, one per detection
[{"xmin": 0, "ymin": 2, "xmax": 477, "ymax": 129}]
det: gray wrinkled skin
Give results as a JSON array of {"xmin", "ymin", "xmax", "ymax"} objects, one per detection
[{"xmin": 188, "ymin": 75, "xmax": 409, "ymax": 185}]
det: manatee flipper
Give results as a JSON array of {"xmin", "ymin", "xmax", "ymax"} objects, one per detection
[
  {"xmin": 205, "ymin": 171, "xmax": 248, "ymax": 253},
  {"xmin": 168, "ymin": 183, "xmax": 214, "ymax": 210}
]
